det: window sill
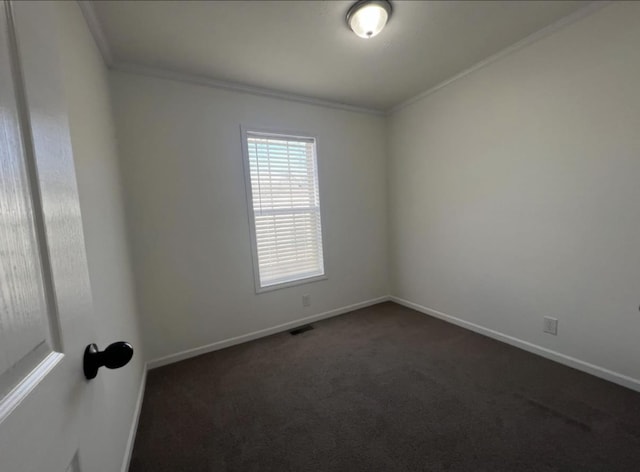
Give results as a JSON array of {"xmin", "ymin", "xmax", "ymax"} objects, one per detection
[{"xmin": 256, "ymin": 274, "xmax": 327, "ymax": 294}]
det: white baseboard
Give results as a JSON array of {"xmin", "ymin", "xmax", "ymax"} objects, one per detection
[
  {"xmin": 120, "ymin": 366, "xmax": 148, "ymax": 472},
  {"xmin": 147, "ymin": 296, "xmax": 391, "ymax": 369},
  {"xmin": 391, "ymin": 296, "xmax": 640, "ymax": 393}
]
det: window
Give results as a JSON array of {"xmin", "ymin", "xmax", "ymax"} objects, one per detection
[{"xmin": 242, "ymin": 128, "xmax": 325, "ymax": 291}]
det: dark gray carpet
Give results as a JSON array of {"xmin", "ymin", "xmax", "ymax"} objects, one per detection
[{"xmin": 129, "ymin": 302, "xmax": 640, "ymax": 472}]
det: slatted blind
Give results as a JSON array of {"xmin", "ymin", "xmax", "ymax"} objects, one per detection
[{"xmin": 245, "ymin": 131, "xmax": 325, "ymax": 288}]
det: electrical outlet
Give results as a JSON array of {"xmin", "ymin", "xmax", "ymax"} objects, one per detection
[
  {"xmin": 302, "ymin": 294, "xmax": 311, "ymax": 307},
  {"xmin": 543, "ymin": 317, "xmax": 558, "ymax": 335}
]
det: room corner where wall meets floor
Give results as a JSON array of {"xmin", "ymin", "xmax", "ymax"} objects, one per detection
[
  {"xmin": 145, "ymin": 297, "xmax": 391, "ymax": 370},
  {"xmin": 390, "ymin": 298, "xmax": 640, "ymax": 393}
]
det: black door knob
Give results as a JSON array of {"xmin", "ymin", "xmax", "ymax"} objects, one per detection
[{"xmin": 83, "ymin": 342, "xmax": 134, "ymax": 380}]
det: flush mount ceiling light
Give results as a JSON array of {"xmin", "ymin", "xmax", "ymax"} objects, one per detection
[{"xmin": 346, "ymin": 0, "xmax": 392, "ymax": 39}]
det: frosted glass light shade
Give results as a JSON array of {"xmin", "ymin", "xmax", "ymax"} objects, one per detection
[{"xmin": 347, "ymin": 0, "xmax": 392, "ymax": 39}]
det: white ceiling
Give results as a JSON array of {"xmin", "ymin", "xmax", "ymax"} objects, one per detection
[{"xmin": 91, "ymin": 0, "xmax": 591, "ymax": 111}]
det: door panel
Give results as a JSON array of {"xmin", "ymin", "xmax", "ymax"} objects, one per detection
[
  {"xmin": 0, "ymin": 0, "xmax": 54, "ymax": 404},
  {"xmin": 0, "ymin": 1, "xmax": 97, "ymax": 470}
]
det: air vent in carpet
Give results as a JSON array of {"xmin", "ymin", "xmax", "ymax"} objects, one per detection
[{"xmin": 290, "ymin": 324, "xmax": 314, "ymax": 335}]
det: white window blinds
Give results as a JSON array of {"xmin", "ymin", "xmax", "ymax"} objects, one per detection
[{"xmin": 244, "ymin": 131, "xmax": 325, "ymax": 289}]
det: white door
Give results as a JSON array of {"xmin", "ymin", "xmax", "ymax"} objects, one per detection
[{"xmin": 0, "ymin": 1, "xmax": 103, "ymax": 471}]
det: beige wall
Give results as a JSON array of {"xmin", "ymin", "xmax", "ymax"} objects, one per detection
[
  {"xmin": 110, "ymin": 72, "xmax": 389, "ymax": 362},
  {"xmin": 55, "ymin": 3, "xmax": 145, "ymax": 471},
  {"xmin": 388, "ymin": 2, "xmax": 640, "ymax": 388}
]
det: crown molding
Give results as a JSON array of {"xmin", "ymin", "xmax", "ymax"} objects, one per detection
[
  {"xmin": 110, "ymin": 62, "xmax": 385, "ymax": 116},
  {"xmin": 388, "ymin": 1, "xmax": 610, "ymax": 115},
  {"xmin": 77, "ymin": 0, "xmax": 113, "ymax": 65},
  {"xmin": 78, "ymin": 0, "xmax": 608, "ymax": 117},
  {"xmin": 76, "ymin": 0, "xmax": 383, "ymax": 116}
]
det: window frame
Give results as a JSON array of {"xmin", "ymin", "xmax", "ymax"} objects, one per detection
[{"xmin": 240, "ymin": 125, "xmax": 328, "ymax": 293}]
